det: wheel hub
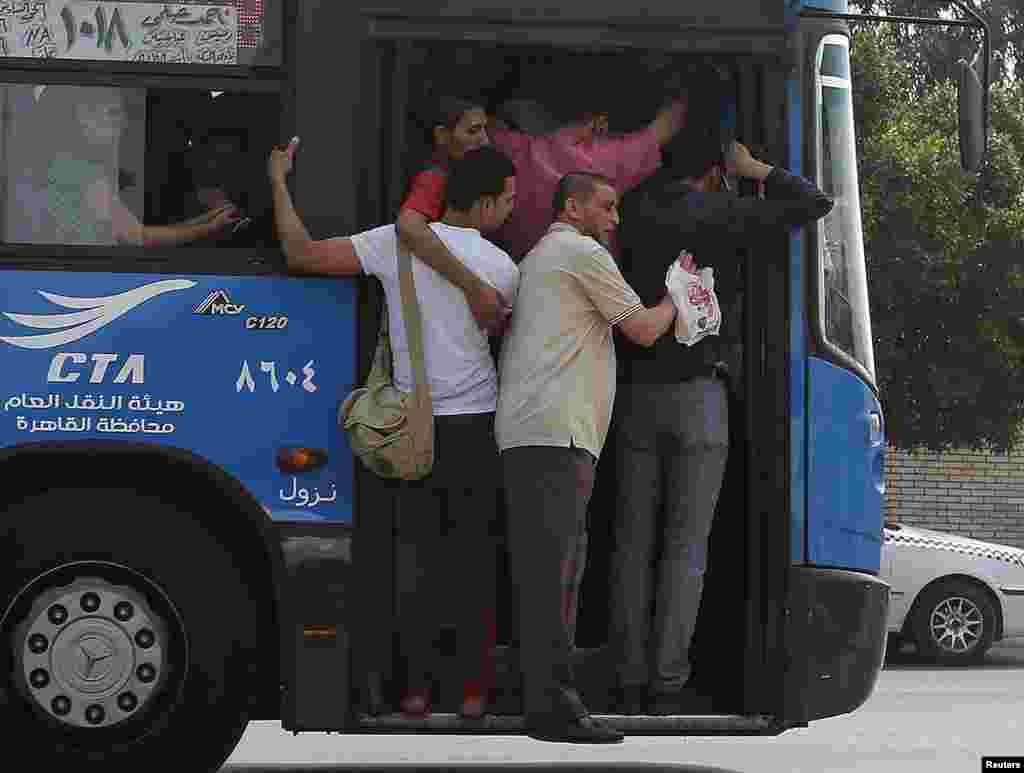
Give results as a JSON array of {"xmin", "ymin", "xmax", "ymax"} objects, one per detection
[
  {"xmin": 15, "ymin": 578, "xmax": 167, "ymax": 729},
  {"xmin": 930, "ymin": 596, "xmax": 983, "ymax": 654},
  {"xmin": 56, "ymin": 621, "xmax": 133, "ymax": 695}
]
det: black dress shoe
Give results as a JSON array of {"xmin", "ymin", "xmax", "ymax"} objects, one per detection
[{"xmin": 525, "ymin": 714, "xmax": 625, "ymax": 744}]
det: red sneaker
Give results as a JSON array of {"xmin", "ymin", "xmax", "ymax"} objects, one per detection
[
  {"xmin": 458, "ymin": 680, "xmax": 488, "ymax": 720},
  {"xmin": 399, "ymin": 688, "xmax": 431, "ymax": 718}
]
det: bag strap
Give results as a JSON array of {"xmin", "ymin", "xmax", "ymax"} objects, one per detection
[
  {"xmin": 365, "ymin": 303, "xmax": 391, "ymax": 388},
  {"xmin": 396, "ymin": 238, "xmax": 432, "ymax": 415}
]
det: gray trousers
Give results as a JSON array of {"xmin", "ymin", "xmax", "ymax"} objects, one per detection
[
  {"xmin": 503, "ymin": 445, "xmax": 594, "ymax": 721},
  {"xmin": 610, "ymin": 377, "xmax": 729, "ymax": 693}
]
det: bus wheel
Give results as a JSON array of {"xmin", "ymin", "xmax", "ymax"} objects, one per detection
[
  {"xmin": 910, "ymin": 579, "xmax": 996, "ymax": 664},
  {"xmin": 1, "ymin": 488, "xmax": 256, "ymax": 772}
]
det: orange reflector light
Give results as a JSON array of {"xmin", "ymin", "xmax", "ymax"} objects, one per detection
[{"xmin": 276, "ymin": 447, "xmax": 328, "ymax": 474}]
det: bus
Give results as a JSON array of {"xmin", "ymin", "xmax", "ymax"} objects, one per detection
[{"xmin": 0, "ymin": 1, "xmax": 988, "ymax": 770}]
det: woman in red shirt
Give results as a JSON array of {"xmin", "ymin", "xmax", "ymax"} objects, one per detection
[{"xmin": 399, "ymin": 96, "xmax": 491, "ymax": 223}]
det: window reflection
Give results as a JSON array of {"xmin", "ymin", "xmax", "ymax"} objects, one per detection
[{"xmin": 5, "ymin": 84, "xmax": 145, "ymax": 245}]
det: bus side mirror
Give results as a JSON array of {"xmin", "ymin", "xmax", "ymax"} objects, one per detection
[{"xmin": 958, "ymin": 52, "xmax": 986, "ymax": 174}]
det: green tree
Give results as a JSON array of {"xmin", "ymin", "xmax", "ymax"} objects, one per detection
[
  {"xmin": 851, "ymin": 24, "xmax": 1024, "ymax": 452},
  {"xmin": 851, "ymin": 0, "xmax": 1024, "ymax": 85}
]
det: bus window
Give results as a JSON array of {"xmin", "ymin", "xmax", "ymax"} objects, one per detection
[
  {"xmin": 0, "ymin": 83, "xmax": 281, "ymax": 253},
  {"xmin": 815, "ymin": 35, "xmax": 875, "ymax": 382},
  {"xmin": 0, "ymin": 0, "xmax": 281, "ymax": 68}
]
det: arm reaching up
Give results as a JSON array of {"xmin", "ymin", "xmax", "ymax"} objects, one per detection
[{"xmin": 268, "ymin": 141, "xmax": 362, "ymax": 276}]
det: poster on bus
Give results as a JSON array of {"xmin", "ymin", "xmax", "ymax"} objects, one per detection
[{"xmin": 0, "ymin": 1, "xmax": 238, "ymax": 64}]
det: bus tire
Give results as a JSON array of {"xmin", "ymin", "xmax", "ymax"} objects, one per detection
[
  {"xmin": 1, "ymin": 487, "xmax": 256, "ymax": 773},
  {"xmin": 909, "ymin": 579, "xmax": 996, "ymax": 664}
]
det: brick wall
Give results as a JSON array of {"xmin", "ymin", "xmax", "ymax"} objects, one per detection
[{"xmin": 885, "ymin": 444, "xmax": 1024, "ymax": 549}]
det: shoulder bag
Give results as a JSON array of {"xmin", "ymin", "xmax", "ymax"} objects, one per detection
[{"xmin": 338, "ymin": 239, "xmax": 434, "ymax": 480}]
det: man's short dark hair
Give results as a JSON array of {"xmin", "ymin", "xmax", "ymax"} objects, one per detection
[
  {"xmin": 661, "ymin": 69, "xmax": 728, "ymax": 181},
  {"xmin": 661, "ymin": 118, "xmax": 724, "ymax": 181},
  {"xmin": 552, "ymin": 172, "xmax": 615, "ymax": 219},
  {"xmin": 445, "ymin": 146, "xmax": 516, "ymax": 212}
]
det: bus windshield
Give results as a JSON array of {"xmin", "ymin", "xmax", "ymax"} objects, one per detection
[{"xmin": 815, "ymin": 33, "xmax": 875, "ymax": 384}]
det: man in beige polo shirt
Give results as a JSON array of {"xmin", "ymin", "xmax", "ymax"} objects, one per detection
[{"xmin": 496, "ymin": 172, "xmax": 676, "ymax": 743}]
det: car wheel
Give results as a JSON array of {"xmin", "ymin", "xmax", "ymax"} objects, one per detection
[
  {"xmin": 910, "ymin": 579, "xmax": 996, "ymax": 663},
  {"xmin": 1, "ymin": 488, "xmax": 257, "ymax": 772}
]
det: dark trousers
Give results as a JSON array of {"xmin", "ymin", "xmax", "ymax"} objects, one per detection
[
  {"xmin": 394, "ymin": 411, "xmax": 500, "ymax": 693},
  {"xmin": 610, "ymin": 377, "xmax": 729, "ymax": 693},
  {"xmin": 503, "ymin": 445, "xmax": 595, "ymax": 721}
]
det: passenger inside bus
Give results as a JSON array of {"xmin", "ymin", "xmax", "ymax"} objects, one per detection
[
  {"xmin": 6, "ymin": 85, "xmax": 242, "ymax": 247},
  {"xmin": 181, "ymin": 126, "xmax": 277, "ymax": 248},
  {"xmin": 485, "ymin": 80, "xmax": 687, "ymax": 261},
  {"xmin": 394, "ymin": 66, "xmax": 686, "ymax": 335},
  {"xmin": 1, "ymin": 83, "xmax": 281, "ymax": 252}
]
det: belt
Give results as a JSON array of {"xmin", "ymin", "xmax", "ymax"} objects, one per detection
[
  {"xmin": 685, "ymin": 361, "xmax": 728, "ymax": 382},
  {"xmin": 617, "ymin": 361, "xmax": 730, "ymax": 385}
]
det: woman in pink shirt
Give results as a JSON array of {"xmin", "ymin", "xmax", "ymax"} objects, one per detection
[{"xmin": 489, "ymin": 95, "xmax": 688, "ymax": 260}]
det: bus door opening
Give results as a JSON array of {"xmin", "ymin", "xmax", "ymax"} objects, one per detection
[{"xmin": 352, "ymin": 40, "xmax": 786, "ymax": 717}]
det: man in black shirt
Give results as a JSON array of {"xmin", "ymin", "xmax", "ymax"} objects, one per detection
[{"xmin": 609, "ymin": 118, "xmax": 833, "ymax": 715}]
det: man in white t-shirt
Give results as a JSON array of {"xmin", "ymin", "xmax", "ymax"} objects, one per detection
[{"xmin": 268, "ymin": 145, "xmax": 518, "ymax": 720}]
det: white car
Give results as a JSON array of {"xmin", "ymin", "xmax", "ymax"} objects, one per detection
[{"xmin": 882, "ymin": 522, "xmax": 1024, "ymax": 662}]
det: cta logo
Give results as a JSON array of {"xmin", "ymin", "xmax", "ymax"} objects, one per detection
[
  {"xmin": 0, "ymin": 279, "xmax": 196, "ymax": 350},
  {"xmin": 47, "ymin": 353, "xmax": 145, "ymax": 384},
  {"xmin": 194, "ymin": 289, "xmax": 245, "ymax": 316}
]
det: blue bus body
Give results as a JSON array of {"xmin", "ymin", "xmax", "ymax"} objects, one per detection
[{"xmin": 0, "ymin": 271, "xmax": 358, "ymax": 524}]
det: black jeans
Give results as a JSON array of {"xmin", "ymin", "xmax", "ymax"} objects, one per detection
[
  {"xmin": 503, "ymin": 445, "xmax": 596, "ymax": 721},
  {"xmin": 393, "ymin": 411, "xmax": 500, "ymax": 693}
]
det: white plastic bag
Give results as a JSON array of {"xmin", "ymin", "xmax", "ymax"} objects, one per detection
[{"xmin": 665, "ymin": 250, "xmax": 722, "ymax": 346}]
